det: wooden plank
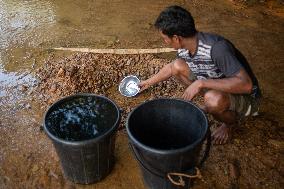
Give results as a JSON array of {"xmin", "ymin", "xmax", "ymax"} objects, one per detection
[{"xmin": 53, "ymin": 47, "xmax": 176, "ymax": 54}]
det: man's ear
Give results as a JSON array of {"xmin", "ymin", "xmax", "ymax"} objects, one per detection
[
  {"xmin": 172, "ymin": 35, "xmax": 179, "ymax": 42},
  {"xmin": 173, "ymin": 35, "xmax": 182, "ymax": 43}
]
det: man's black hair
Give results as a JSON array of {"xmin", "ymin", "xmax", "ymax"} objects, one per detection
[{"xmin": 154, "ymin": 5, "xmax": 197, "ymax": 38}]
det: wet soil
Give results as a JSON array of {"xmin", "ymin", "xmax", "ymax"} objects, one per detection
[{"xmin": 0, "ymin": 0, "xmax": 284, "ymax": 189}]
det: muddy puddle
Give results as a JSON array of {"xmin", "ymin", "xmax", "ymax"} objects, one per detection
[{"xmin": 0, "ymin": 0, "xmax": 284, "ymax": 189}]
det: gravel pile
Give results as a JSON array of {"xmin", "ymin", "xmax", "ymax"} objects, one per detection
[{"xmin": 34, "ymin": 53, "xmax": 204, "ymax": 128}]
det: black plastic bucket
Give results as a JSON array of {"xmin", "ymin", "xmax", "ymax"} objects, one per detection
[
  {"xmin": 44, "ymin": 93, "xmax": 120, "ymax": 184},
  {"xmin": 126, "ymin": 98, "xmax": 211, "ymax": 189}
]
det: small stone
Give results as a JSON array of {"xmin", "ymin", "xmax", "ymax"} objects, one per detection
[
  {"xmin": 32, "ymin": 165, "xmax": 39, "ymax": 172},
  {"xmin": 49, "ymin": 170, "xmax": 58, "ymax": 179},
  {"xmin": 3, "ymin": 176, "xmax": 10, "ymax": 183},
  {"xmin": 27, "ymin": 90, "xmax": 33, "ymax": 96},
  {"xmin": 32, "ymin": 59, "xmax": 36, "ymax": 69},
  {"xmin": 147, "ymin": 23, "xmax": 153, "ymax": 29},
  {"xmin": 57, "ymin": 68, "xmax": 65, "ymax": 77},
  {"xmin": 39, "ymin": 125, "xmax": 44, "ymax": 132},
  {"xmin": 150, "ymin": 67, "xmax": 155, "ymax": 75},
  {"xmin": 25, "ymin": 103, "xmax": 31, "ymax": 109},
  {"xmin": 268, "ymin": 139, "xmax": 284, "ymax": 149},
  {"xmin": 19, "ymin": 85, "xmax": 29, "ymax": 92},
  {"xmin": 125, "ymin": 59, "xmax": 131, "ymax": 66},
  {"xmin": 234, "ymin": 139, "xmax": 241, "ymax": 144},
  {"xmin": 50, "ymin": 84, "xmax": 57, "ymax": 92}
]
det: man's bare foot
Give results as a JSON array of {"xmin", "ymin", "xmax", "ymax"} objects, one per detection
[{"xmin": 212, "ymin": 123, "xmax": 231, "ymax": 145}]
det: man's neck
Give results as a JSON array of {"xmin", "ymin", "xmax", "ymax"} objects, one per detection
[{"xmin": 182, "ymin": 33, "xmax": 198, "ymax": 56}]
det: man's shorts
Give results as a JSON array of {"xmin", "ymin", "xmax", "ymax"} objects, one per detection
[{"xmin": 229, "ymin": 94, "xmax": 260, "ymax": 118}]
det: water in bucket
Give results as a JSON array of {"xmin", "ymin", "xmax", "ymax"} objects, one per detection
[{"xmin": 45, "ymin": 96, "xmax": 117, "ymax": 141}]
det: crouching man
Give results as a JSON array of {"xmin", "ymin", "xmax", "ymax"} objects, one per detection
[{"xmin": 139, "ymin": 6, "xmax": 261, "ymax": 144}]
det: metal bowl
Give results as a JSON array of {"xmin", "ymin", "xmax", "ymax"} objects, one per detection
[{"xmin": 119, "ymin": 75, "xmax": 140, "ymax": 97}]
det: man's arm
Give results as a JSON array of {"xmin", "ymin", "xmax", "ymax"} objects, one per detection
[
  {"xmin": 182, "ymin": 68, "xmax": 253, "ymax": 100},
  {"xmin": 139, "ymin": 62, "xmax": 174, "ymax": 91},
  {"xmin": 201, "ymin": 68, "xmax": 253, "ymax": 94}
]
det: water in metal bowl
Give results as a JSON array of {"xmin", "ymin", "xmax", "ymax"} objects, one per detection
[{"xmin": 119, "ymin": 75, "xmax": 140, "ymax": 97}]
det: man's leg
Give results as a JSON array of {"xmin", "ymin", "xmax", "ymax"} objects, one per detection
[
  {"xmin": 170, "ymin": 60, "xmax": 237, "ymax": 144},
  {"xmin": 171, "ymin": 58, "xmax": 194, "ymax": 86},
  {"xmin": 203, "ymin": 90, "xmax": 238, "ymax": 144}
]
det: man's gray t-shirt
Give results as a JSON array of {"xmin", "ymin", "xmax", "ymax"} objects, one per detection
[{"xmin": 177, "ymin": 32, "xmax": 261, "ymax": 98}]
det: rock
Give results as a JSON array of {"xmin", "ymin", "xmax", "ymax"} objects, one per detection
[
  {"xmin": 50, "ymin": 84, "xmax": 57, "ymax": 93},
  {"xmin": 150, "ymin": 67, "xmax": 155, "ymax": 75},
  {"xmin": 268, "ymin": 139, "xmax": 284, "ymax": 149},
  {"xmin": 234, "ymin": 139, "xmax": 241, "ymax": 144},
  {"xmin": 147, "ymin": 23, "xmax": 153, "ymax": 29},
  {"xmin": 32, "ymin": 165, "xmax": 39, "ymax": 172},
  {"xmin": 57, "ymin": 68, "xmax": 65, "ymax": 77},
  {"xmin": 27, "ymin": 90, "xmax": 33, "ymax": 96},
  {"xmin": 25, "ymin": 103, "xmax": 31, "ymax": 109},
  {"xmin": 19, "ymin": 85, "xmax": 29, "ymax": 92},
  {"xmin": 32, "ymin": 59, "xmax": 36, "ymax": 69},
  {"xmin": 4, "ymin": 176, "xmax": 10, "ymax": 183},
  {"xmin": 49, "ymin": 170, "xmax": 58, "ymax": 179},
  {"xmin": 126, "ymin": 59, "xmax": 131, "ymax": 66},
  {"xmin": 39, "ymin": 125, "xmax": 44, "ymax": 132},
  {"xmin": 105, "ymin": 36, "xmax": 119, "ymax": 47}
]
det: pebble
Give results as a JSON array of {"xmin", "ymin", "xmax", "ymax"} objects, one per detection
[
  {"xmin": 57, "ymin": 68, "xmax": 65, "ymax": 77},
  {"xmin": 25, "ymin": 103, "xmax": 31, "ymax": 109},
  {"xmin": 32, "ymin": 165, "xmax": 39, "ymax": 172},
  {"xmin": 19, "ymin": 85, "xmax": 29, "ymax": 92},
  {"xmin": 234, "ymin": 139, "xmax": 241, "ymax": 144},
  {"xmin": 268, "ymin": 139, "xmax": 284, "ymax": 149},
  {"xmin": 49, "ymin": 170, "xmax": 58, "ymax": 179}
]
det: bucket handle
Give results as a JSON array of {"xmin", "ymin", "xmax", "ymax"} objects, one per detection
[
  {"xmin": 129, "ymin": 143, "xmax": 165, "ymax": 178},
  {"xmin": 167, "ymin": 167, "xmax": 203, "ymax": 186},
  {"xmin": 129, "ymin": 128, "xmax": 211, "ymax": 177},
  {"xmin": 166, "ymin": 129, "xmax": 211, "ymax": 186}
]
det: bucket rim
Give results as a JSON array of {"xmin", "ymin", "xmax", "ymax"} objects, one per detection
[
  {"xmin": 126, "ymin": 98, "xmax": 208, "ymax": 155},
  {"xmin": 43, "ymin": 93, "xmax": 120, "ymax": 146}
]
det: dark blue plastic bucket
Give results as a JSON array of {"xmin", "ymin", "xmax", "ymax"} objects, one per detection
[
  {"xmin": 126, "ymin": 98, "xmax": 211, "ymax": 189},
  {"xmin": 44, "ymin": 93, "xmax": 120, "ymax": 184}
]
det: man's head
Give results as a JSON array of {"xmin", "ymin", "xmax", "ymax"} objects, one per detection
[{"xmin": 154, "ymin": 6, "xmax": 197, "ymax": 49}]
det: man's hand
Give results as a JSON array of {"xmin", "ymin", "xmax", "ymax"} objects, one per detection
[
  {"xmin": 138, "ymin": 80, "xmax": 151, "ymax": 93},
  {"xmin": 182, "ymin": 80, "xmax": 203, "ymax": 100}
]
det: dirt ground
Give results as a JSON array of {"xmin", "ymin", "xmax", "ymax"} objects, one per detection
[{"xmin": 0, "ymin": 0, "xmax": 283, "ymax": 189}]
